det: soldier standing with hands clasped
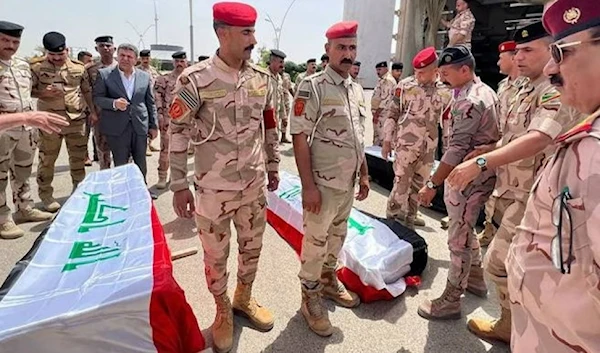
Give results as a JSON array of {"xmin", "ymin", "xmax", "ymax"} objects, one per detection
[
  {"xmin": 291, "ymin": 20, "xmax": 369, "ymax": 337},
  {"xmin": 371, "ymin": 61, "xmax": 396, "ymax": 147},
  {"xmin": 168, "ymin": 2, "xmax": 280, "ymax": 352}
]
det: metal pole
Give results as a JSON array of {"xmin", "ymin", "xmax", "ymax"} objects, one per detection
[
  {"xmin": 277, "ymin": 0, "xmax": 297, "ymax": 49},
  {"xmin": 189, "ymin": 0, "xmax": 194, "ymax": 64},
  {"xmin": 154, "ymin": 0, "xmax": 159, "ymax": 44}
]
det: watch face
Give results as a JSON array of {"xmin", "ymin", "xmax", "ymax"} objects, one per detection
[
  {"xmin": 476, "ymin": 157, "xmax": 486, "ymax": 166},
  {"xmin": 427, "ymin": 181, "xmax": 434, "ymax": 188}
]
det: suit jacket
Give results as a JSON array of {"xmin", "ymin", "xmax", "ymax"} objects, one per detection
[{"xmin": 93, "ymin": 66, "xmax": 157, "ymax": 136}]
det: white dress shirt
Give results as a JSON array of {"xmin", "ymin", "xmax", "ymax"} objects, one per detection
[{"xmin": 119, "ymin": 67, "xmax": 136, "ymax": 99}]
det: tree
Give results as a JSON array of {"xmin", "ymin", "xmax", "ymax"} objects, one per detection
[{"xmin": 257, "ymin": 46, "xmax": 270, "ymax": 68}]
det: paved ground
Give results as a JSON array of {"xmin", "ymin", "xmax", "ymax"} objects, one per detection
[{"xmin": 0, "ymin": 92, "xmax": 510, "ymax": 353}]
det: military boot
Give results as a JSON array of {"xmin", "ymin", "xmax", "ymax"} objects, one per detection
[
  {"xmin": 404, "ymin": 215, "xmax": 417, "ymax": 231},
  {"xmin": 301, "ymin": 284, "xmax": 333, "ymax": 337},
  {"xmin": 414, "ymin": 213, "xmax": 426, "ymax": 227},
  {"xmin": 477, "ymin": 222, "xmax": 496, "ymax": 247},
  {"xmin": 466, "ymin": 265, "xmax": 488, "ymax": 298},
  {"xmin": 155, "ymin": 177, "xmax": 168, "ymax": 190},
  {"xmin": 13, "ymin": 208, "xmax": 53, "ymax": 224},
  {"xmin": 280, "ymin": 134, "xmax": 291, "ymax": 144},
  {"xmin": 417, "ymin": 281, "xmax": 464, "ymax": 320},
  {"xmin": 212, "ymin": 293, "xmax": 234, "ymax": 353},
  {"xmin": 321, "ymin": 269, "xmax": 360, "ymax": 308},
  {"xmin": 0, "ymin": 220, "xmax": 24, "ymax": 239},
  {"xmin": 232, "ymin": 280, "xmax": 274, "ymax": 331},
  {"xmin": 440, "ymin": 216, "xmax": 450, "ymax": 229},
  {"xmin": 467, "ymin": 307, "xmax": 511, "ymax": 344},
  {"xmin": 42, "ymin": 199, "xmax": 61, "ymax": 213}
]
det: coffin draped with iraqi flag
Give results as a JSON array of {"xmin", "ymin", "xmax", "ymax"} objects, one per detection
[
  {"xmin": 0, "ymin": 164, "xmax": 206, "ymax": 353},
  {"xmin": 267, "ymin": 171, "xmax": 427, "ymax": 302}
]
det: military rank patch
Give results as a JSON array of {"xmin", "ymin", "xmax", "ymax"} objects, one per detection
[
  {"xmin": 395, "ymin": 87, "xmax": 402, "ymax": 97},
  {"xmin": 179, "ymin": 75, "xmax": 190, "ymax": 85},
  {"xmin": 168, "ymin": 97, "xmax": 189, "ymax": 120},
  {"xmin": 294, "ymin": 99, "xmax": 306, "ymax": 116},
  {"xmin": 540, "ymin": 91, "xmax": 561, "ymax": 104},
  {"xmin": 297, "ymin": 89, "xmax": 311, "ymax": 99}
]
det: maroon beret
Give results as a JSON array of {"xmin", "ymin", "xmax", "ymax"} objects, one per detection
[
  {"xmin": 326, "ymin": 21, "xmax": 358, "ymax": 40},
  {"xmin": 213, "ymin": 2, "xmax": 257, "ymax": 27},
  {"xmin": 412, "ymin": 47, "xmax": 437, "ymax": 69},
  {"xmin": 543, "ymin": 0, "xmax": 600, "ymax": 40},
  {"xmin": 498, "ymin": 40, "xmax": 516, "ymax": 53}
]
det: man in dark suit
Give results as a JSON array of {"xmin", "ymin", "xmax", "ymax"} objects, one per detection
[{"xmin": 93, "ymin": 43, "xmax": 158, "ymax": 185}]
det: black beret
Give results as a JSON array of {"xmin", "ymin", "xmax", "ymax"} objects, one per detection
[
  {"xmin": 0, "ymin": 21, "xmax": 24, "ymax": 38},
  {"xmin": 321, "ymin": 54, "xmax": 329, "ymax": 61},
  {"xmin": 198, "ymin": 55, "xmax": 209, "ymax": 61},
  {"xmin": 353, "ymin": 61, "xmax": 361, "ymax": 66},
  {"xmin": 513, "ymin": 21, "xmax": 549, "ymax": 45},
  {"xmin": 438, "ymin": 45, "xmax": 474, "ymax": 67},
  {"xmin": 392, "ymin": 62, "xmax": 403, "ymax": 70},
  {"xmin": 140, "ymin": 49, "xmax": 151, "ymax": 57},
  {"xmin": 172, "ymin": 51, "xmax": 186, "ymax": 59},
  {"xmin": 375, "ymin": 61, "xmax": 388, "ymax": 68},
  {"xmin": 270, "ymin": 49, "xmax": 286, "ymax": 59},
  {"xmin": 94, "ymin": 35, "xmax": 113, "ymax": 44},
  {"xmin": 306, "ymin": 58, "xmax": 316, "ymax": 64},
  {"xmin": 43, "ymin": 32, "xmax": 66, "ymax": 53}
]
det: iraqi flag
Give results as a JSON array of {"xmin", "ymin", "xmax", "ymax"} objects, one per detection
[
  {"xmin": 267, "ymin": 171, "xmax": 421, "ymax": 303},
  {"xmin": 0, "ymin": 164, "xmax": 207, "ymax": 353}
]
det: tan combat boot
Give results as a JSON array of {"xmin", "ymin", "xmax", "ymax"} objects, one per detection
[
  {"xmin": 13, "ymin": 208, "xmax": 53, "ymax": 224},
  {"xmin": 440, "ymin": 216, "xmax": 450, "ymax": 229},
  {"xmin": 467, "ymin": 307, "xmax": 511, "ymax": 344},
  {"xmin": 417, "ymin": 281, "xmax": 464, "ymax": 320},
  {"xmin": 212, "ymin": 293, "xmax": 234, "ymax": 353},
  {"xmin": 301, "ymin": 284, "xmax": 333, "ymax": 337},
  {"xmin": 155, "ymin": 177, "xmax": 168, "ymax": 190},
  {"xmin": 232, "ymin": 280, "xmax": 274, "ymax": 331},
  {"xmin": 414, "ymin": 212, "xmax": 426, "ymax": 227},
  {"xmin": 280, "ymin": 134, "xmax": 290, "ymax": 144},
  {"xmin": 42, "ymin": 199, "xmax": 61, "ymax": 213},
  {"xmin": 466, "ymin": 265, "xmax": 488, "ymax": 298},
  {"xmin": 477, "ymin": 222, "xmax": 496, "ymax": 247},
  {"xmin": 321, "ymin": 269, "xmax": 360, "ymax": 308},
  {"xmin": 0, "ymin": 220, "xmax": 25, "ymax": 239}
]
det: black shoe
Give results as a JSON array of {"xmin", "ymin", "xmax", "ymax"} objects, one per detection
[{"xmin": 149, "ymin": 191, "xmax": 158, "ymax": 200}]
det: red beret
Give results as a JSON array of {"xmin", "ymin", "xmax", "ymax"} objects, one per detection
[
  {"xmin": 543, "ymin": 0, "xmax": 600, "ymax": 40},
  {"xmin": 412, "ymin": 47, "xmax": 437, "ymax": 69},
  {"xmin": 498, "ymin": 40, "xmax": 516, "ymax": 53},
  {"xmin": 326, "ymin": 21, "xmax": 358, "ymax": 40},
  {"xmin": 213, "ymin": 2, "xmax": 257, "ymax": 27}
]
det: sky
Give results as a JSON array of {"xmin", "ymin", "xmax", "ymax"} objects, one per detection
[{"xmin": 3, "ymin": 0, "xmax": 347, "ymax": 63}]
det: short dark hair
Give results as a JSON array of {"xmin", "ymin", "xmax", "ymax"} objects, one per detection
[
  {"xmin": 590, "ymin": 26, "xmax": 600, "ymax": 42},
  {"xmin": 451, "ymin": 56, "xmax": 476, "ymax": 71},
  {"xmin": 77, "ymin": 51, "xmax": 92, "ymax": 61},
  {"xmin": 117, "ymin": 43, "xmax": 139, "ymax": 57},
  {"xmin": 213, "ymin": 21, "xmax": 228, "ymax": 33}
]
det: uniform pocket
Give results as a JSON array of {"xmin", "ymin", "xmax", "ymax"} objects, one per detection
[{"xmin": 506, "ymin": 247, "xmax": 526, "ymax": 305}]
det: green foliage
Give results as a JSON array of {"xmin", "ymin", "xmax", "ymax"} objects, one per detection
[{"xmin": 151, "ymin": 58, "xmax": 162, "ymax": 71}]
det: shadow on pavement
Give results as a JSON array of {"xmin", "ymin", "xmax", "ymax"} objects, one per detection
[
  {"xmin": 350, "ymin": 295, "xmax": 407, "ymax": 325},
  {"xmin": 163, "ymin": 217, "xmax": 197, "ymax": 240}
]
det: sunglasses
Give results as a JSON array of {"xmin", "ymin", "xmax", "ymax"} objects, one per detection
[
  {"xmin": 551, "ymin": 186, "xmax": 573, "ymax": 274},
  {"xmin": 550, "ymin": 37, "xmax": 600, "ymax": 64}
]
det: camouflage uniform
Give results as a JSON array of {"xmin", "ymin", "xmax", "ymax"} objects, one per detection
[
  {"xmin": 169, "ymin": 55, "xmax": 279, "ymax": 297},
  {"xmin": 279, "ymin": 72, "xmax": 293, "ymax": 137},
  {"xmin": 268, "ymin": 68, "xmax": 284, "ymax": 137},
  {"xmin": 448, "ymin": 8, "xmax": 476, "ymax": 49},
  {"xmin": 291, "ymin": 65, "xmax": 367, "ymax": 290},
  {"xmin": 382, "ymin": 76, "xmax": 452, "ymax": 227},
  {"xmin": 0, "ymin": 58, "xmax": 37, "ymax": 226},
  {"xmin": 154, "ymin": 71, "xmax": 178, "ymax": 181},
  {"xmin": 31, "ymin": 58, "xmax": 90, "ymax": 204},
  {"xmin": 371, "ymin": 72, "xmax": 396, "ymax": 146},
  {"xmin": 137, "ymin": 64, "xmax": 160, "ymax": 84},
  {"xmin": 138, "ymin": 64, "xmax": 160, "ymax": 153},
  {"xmin": 86, "ymin": 60, "xmax": 115, "ymax": 169},
  {"xmin": 472, "ymin": 78, "xmax": 581, "ymax": 336},
  {"xmin": 508, "ymin": 109, "xmax": 600, "ymax": 353}
]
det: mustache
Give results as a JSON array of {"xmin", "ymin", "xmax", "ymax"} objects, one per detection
[
  {"xmin": 550, "ymin": 74, "xmax": 563, "ymax": 86},
  {"xmin": 340, "ymin": 58, "xmax": 353, "ymax": 64},
  {"xmin": 245, "ymin": 45, "xmax": 254, "ymax": 51}
]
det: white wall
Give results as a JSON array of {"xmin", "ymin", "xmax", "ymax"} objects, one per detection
[{"xmin": 343, "ymin": 0, "xmax": 396, "ymax": 89}]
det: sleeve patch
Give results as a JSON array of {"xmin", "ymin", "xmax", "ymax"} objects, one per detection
[
  {"xmin": 169, "ymin": 97, "xmax": 189, "ymax": 120},
  {"xmin": 394, "ymin": 87, "xmax": 402, "ymax": 97},
  {"xmin": 540, "ymin": 91, "xmax": 561, "ymax": 104},
  {"xmin": 294, "ymin": 99, "xmax": 306, "ymax": 116},
  {"xmin": 179, "ymin": 75, "xmax": 190, "ymax": 84},
  {"xmin": 297, "ymin": 89, "xmax": 311, "ymax": 99}
]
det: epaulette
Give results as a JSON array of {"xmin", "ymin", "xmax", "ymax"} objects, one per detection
[
  {"xmin": 539, "ymin": 87, "xmax": 561, "ymax": 105},
  {"xmin": 177, "ymin": 61, "xmax": 209, "ymax": 85},
  {"xmin": 28, "ymin": 56, "xmax": 45, "ymax": 65},
  {"xmin": 70, "ymin": 59, "xmax": 85, "ymax": 66},
  {"xmin": 249, "ymin": 62, "xmax": 270, "ymax": 76}
]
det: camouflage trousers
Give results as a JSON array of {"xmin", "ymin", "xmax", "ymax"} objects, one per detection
[
  {"xmin": 299, "ymin": 183, "xmax": 354, "ymax": 285},
  {"xmin": 194, "ymin": 187, "xmax": 267, "ymax": 296},
  {"xmin": 0, "ymin": 128, "xmax": 36, "ymax": 224},
  {"xmin": 483, "ymin": 197, "xmax": 525, "ymax": 310},
  {"xmin": 444, "ymin": 172, "xmax": 496, "ymax": 289},
  {"xmin": 158, "ymin": 121, "xmax": 170, "ymax": 180},
  {"xmin": 93, "ymin": 125, "xmax": 112, "ymax": 170},
  {"xmin": 483, "ymin": 194, "xmax": 498, "ymax": 224},
  {"xmin": 386, "ymin": 147, "xmax": 434, "ymax": 221},
  {"xmin": 37, "ymin": 119, "xmax": 87, "ymax": 201},
  {"xmin": 279, "ymin": 100, "xmax": 289, "ymax": 136},
  {"xmin": 372, "ymin": 116, "xmax": 385, "ymax": 147}
]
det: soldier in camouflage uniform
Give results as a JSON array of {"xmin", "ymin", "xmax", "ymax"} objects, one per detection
[
  {"xmin": 0, "ymin": 21, "xmax": 53, "ymax": 239},
  {"xmin": 86, "ymin": 35, "xmax": 116, "ymax": 170},
  {"xmin": 154, "ymin": 50, "xmax": 187, "ymax": 189},
  {"xmin": 31, "ymin": 32, "xmax": 93, "ymax": 213},
  {"xmin": 168, "ymin": 3, "xmax": 280, "ymax": 352},
  {"xmin": 371, "ymin": 61, "xmax": 396, "ymax": 147},
  {"xmin": 448, "ymin": 22, "xmax": 582, "ymax": 344},
  {"xmin": 381, "ymin": 47, "xmax": 452, "ymax": 230},
  {"xmin": 267, "ymin": 49, "xmax": 287, "ymax": 143},
  {"xmin": 294, "ymin": 58, "xmax": 317, "ymax": 89},
  {"xmin": 291, "ymin": 20, "xmax": 370, "ymax": 337},
  {"xmin": 390, "ymin": 62, "xmax": 403, "ymax": 83},
  {"xmin": 416, "ymin": 45, "xmax": 500, "ymax": 320},
  {"xmin": 505, "ymin": 2, "xmax": 600, "ymax": 351},
  {"xmin": 441, "ymin": 0, "xmax": 476, "ymax": 49},
  {"xmin": 280, "ymin": 70, "xmax": 293, "ymax": 143},
  {"xmin": 138, "ymin": 49, "xmax": 160, "ymax": 155}
]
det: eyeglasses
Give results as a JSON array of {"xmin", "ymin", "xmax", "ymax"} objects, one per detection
[
  {"xmin": 550, "ymin": 37, "xmax": 600, "ymax": 64},
  {"xmin": 551, "ymin": 186, "xmax": 573, "ymax": 274}
]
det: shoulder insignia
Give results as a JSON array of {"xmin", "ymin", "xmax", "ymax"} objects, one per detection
[
  {"xmin": 250, "ymin": 62, "xmax": 270, "ymax": 76},
  {"xmin": 297, "ymin": 89, "xmax": 311, "ymax": 100},
  {"xmin": 540, "ymin": 91, "xmax": 561, "ymax": 104},
  {"xmin": 28, "ymin": 56, "xmax": 45, "ymax": 65},
  {"xmin": 179, "ymin": 75, "xmax": 190, "ymax": 85},
  {"xmin": 169, "ymin": 98, "xmax": 189, "ymax": 120},
  {"xmin": 294, "ymin": 98, "xmax": 306, "ymax": 116},
  {"xmin": 394, "ymin": 87, "xmax": 402, "ymax": 97}
]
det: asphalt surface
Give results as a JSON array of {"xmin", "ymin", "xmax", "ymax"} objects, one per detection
[{"xmin": 0, "ymin": 91, "xmax": 510, "ymax": 353}]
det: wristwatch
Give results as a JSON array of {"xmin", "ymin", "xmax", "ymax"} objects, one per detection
[
  {"xmin": 476, "ymin": 157, "xmax": 488, "ymax": 172},
  {"xmin": 426, "ymin": 180, "xmax": 438, "ymax": 190}
]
